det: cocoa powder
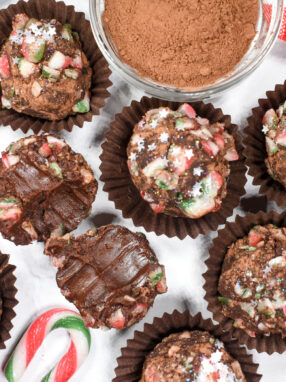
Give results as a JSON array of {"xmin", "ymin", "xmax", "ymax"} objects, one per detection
[{"xmin": 103, "ymin": 0, "xmax": 258, "ymax": 88}]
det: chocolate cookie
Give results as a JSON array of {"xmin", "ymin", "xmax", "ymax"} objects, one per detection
[
  {"xmin": 45, "ymin": 225, "xmax": 167, "ymax": 329},
  {"xmin": 127, "ymin": 104, "xmax": 239, "ymax": 219},
  {"xmin": 0, "ymin": 13, "xmax": 92, "ymax": 120},
  {"xmin": 0, "ymin": 134, "xmax": 97, "ymax": 245},
  {"xmin": 263, "ymin": 103, "xmax": 286, "ymax": 187},
  {"xmin": 140, "ymin": 331, "xmax": 246, "ymax": 382},
  {"xmin": 218, "ymin": 224, "xmax": 286, "ymax": 338}
]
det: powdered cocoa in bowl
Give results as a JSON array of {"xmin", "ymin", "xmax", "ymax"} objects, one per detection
[{"xmin": 103, "ymin": 0, "xmax": 258, "ymax": 89}]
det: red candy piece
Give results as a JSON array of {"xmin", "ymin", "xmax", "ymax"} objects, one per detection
[
  {"xmin": 0, "ymin": 55, "xmax": 10, "ymax": 79},
  {"xmin": 279, "ymin": 8, "xmax": 286, "ymax": 41},
  {"xmin": 151, "ymin": 203, "xmax": 165, "ymax": 214},
  {"xmin": 276, "ymin": 131, "xmax": 286, "ymax": 146},
  {"xmin": 210, "ymin": 171, "xmax": 223, "ymax": 189},
  {"xmin": 1, "ymin": 153, "xmax": 9, "ymax": 168},
  {"xmin": 12, "ymin": 13, "xmax": 29, "ymax": 31},
  {"xmin": 169, "ymin": 145, "xmax": 194, "ymax": 175},
  {"xmin": 39, "ymin": 143, "xmax": 52, "ymax": 157},
  {"xmin": 248, "ymin": 229, "xmax": 264, "ymax": 247},
  {"xmin": 177, "ymin": 156, "xmax": 193, "ymax": 174},
  {"xmin": 224, "ymin": 148, "xmax": 239, "ymax": 161},
  {"xmin": 132, "ymin": 303, "xmax": 148, "ymax": 317},
  {"xmin": 262, "ymin": 108, "xmax": 277, "ymax": 127},
  {"xmin": 21, "ymin": 38, "xmax": 45, "ymax": 64},
  {"xmin": 156, "ymin": 279, "xmax": 167, "ymax": 293},
  {"xmin": 179, "ymin": 103, "xmax": 196, "ymax": 119},
  {"xmin": 109, "ymin": 309, "xmax": 126, "ymax": 329},
  {"xmin": 209, "ymin": 371, "xmax": 220, "ymax": 382},
  {"xmin": 213, "ymin": 133, "xmax": 225, "ymax": 150},
  {"xmin": 63, "ymin": 56, "xmax": 73, "ymax": 69},
  {"xmin": 201, "ymin": 140, "xmax": 219, "ymax": 156},
  {"xmin": 71, "ymin": 54, "xmax": 83, "ymax": 69},
  {"xmin": 0, "ymin": 208, "xmax": 22, "ymax": 222},
  {"xmin": 263, "ymin": 4, "xmax": 286, "ymax": 41}
]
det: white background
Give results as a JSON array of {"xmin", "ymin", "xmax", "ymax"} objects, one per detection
[{"xmin": 0, "ymin": 0, "xmax": 285, "ymax": 380}]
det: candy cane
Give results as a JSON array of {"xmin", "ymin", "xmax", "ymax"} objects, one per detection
[
  {"xmin": 263, "ymin": 0, "xmax": 286, "ymax": 41},
  {"xmin": 4, "ymin": 308, "xmax": 91, "ymax": 382}
]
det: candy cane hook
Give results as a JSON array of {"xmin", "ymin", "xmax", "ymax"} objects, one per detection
[{"xmin": 4, "ymin": 308, "xmax": 91, "ymax": 382}]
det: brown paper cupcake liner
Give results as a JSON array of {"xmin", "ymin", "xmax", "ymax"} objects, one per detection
[
  {"xmin": 244, "ymin": 81, "xmax": 286, "ymax": 206},
  {"xmin": 113, "ymin": 310, "xmax": 261, "ymax": 382},
  {"xmin": 0, "ymin": 252, "xmax": 18, "ymax": 349},
  {"xmin": 203, "ymin": 210, "xmax": 286, "ymax": 354},
  {"xmin": 100, "ymin": 97, "xmax": 246, "ymax": 239},
  {"xmin": 0, "ymin": 0, "xmax": 112, "ymax": 133}
]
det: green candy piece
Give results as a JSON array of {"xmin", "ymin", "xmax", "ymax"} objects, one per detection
[
  {"xmin": 8, "ymin": 88, "xmax": 15, "ymax": 99},
  {"xmin": 155, "ymin": 179, "xmax": 169, "ymax": 190},
  {"xmin": 0, "ymin": 198, "xmax": 17, "ymax": 203},
  {"xmin": 34, "ymin": 41, "xmax": 45, "ymax": 63},
  {"xmin": 58, "ymin": 223, "xmax": 66, "ymax": 235},
  {"xmin": 175, "ymin": 118, "xmax": 183, "ymax": 128},
  {"xmin": 62, "ymin": 24, "xmax": 73, "ymax": 41},
  {"xmin": 72, "ymin": 31, "xmax": 79, "ymax": 40},
  {"xmin": 49, "ymin": 162, "xmax": 63, "ymax": 178},
  {"xmin": 65, "ymin": 68, "xmax": 79, "ymax": 79},
  {"xmin": 218, "ymin": 296, "xmax": 230, "ymax": 305},
  {"xmin": 150, "ymin": 272, "xmax": 163, "ymax": 286},
  {"xmin": 239, "ymin": 245, "xmax": 256, "ymax": 251},
  {"xmin": 72, "ymin": 95, "xmax": 90, "ymax": 113},
  {"xmin": 23, "ymin": 39, "xmax": 46, "ymax": 63},
  {"xmin": 179, "ymin": 199, "xmax": 195, "ymax": 212},
  {"xmin": 270, "ymin": 118, "xmax": 278, "ymax": 130},
  {"xmin": 184, "ymin": 357, "xmax": 193, "ymax": 370},
  {"xmin": 264, "ymin": 311, "xmax": 275, "ymax": 317},
  {"xmin": 1, "ymin": 96, "xmax": 11, "ymax": 109},
  {"xmin": 42, "ymin": 65, "xmax": 60, "ymax": 82}
]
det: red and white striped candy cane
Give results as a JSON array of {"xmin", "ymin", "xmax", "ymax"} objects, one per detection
[
  {"xmin": 263, "ymin": 0, "xmax": 286, "ymax": 41},
  {"xmin": 4, "ymin": 308, "xmax": 91, "ymax": 382}
]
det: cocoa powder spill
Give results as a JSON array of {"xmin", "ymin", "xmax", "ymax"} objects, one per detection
[{"xmin": 103, "ymin": 0, "xmax": 258, "ymax": 88}]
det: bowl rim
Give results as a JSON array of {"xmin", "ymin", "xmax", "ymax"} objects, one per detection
[{"xmin": 89, "ymin": 0, "xmax": 284, "ymax": 100}]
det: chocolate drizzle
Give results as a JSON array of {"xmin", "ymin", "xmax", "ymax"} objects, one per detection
[{"xmin": 45, "ymin": 225, "xmax": 167, "ymax": 329}]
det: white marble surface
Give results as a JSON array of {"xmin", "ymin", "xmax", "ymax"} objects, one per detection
[{"xmin": 0, "ymin": 0, "xmax": 285, "ymax": 381}]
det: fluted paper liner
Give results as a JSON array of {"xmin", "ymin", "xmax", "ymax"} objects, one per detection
[
  {"xmin": 244, "ymin": 81, "xmax": 286, "ymax": 206},
  {"xmin": 0, "ymin": 0, "xmax": 112, "ymax": 133},
  {"xmin": 100, "ymin": 97, "xmax": 246, "ymax": 239},
  {"xmin": 0, "ymin": 252, "xmax": 18, "ymax": 349},
  {"xmin": 203, "ymin": 210, "xmax": 286, "ymax": 354},
  {"xmin": 113, "ymin": 310, "xmax": 261, "ymax": 382}
]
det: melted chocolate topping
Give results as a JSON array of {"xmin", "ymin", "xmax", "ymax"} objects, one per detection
[
  {"xmin": 45, "ymin": 225, "xmax": 167, "ymax": 329},
  {"xmin": 0, "ymin": 134, "xmax": 97, "ymax": 245}
]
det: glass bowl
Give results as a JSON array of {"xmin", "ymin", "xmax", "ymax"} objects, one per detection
[{"xmin": 89, "ymin": 0, "xmax": 284, "ymax": 101}]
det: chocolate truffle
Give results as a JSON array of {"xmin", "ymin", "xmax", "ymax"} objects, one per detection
[
  {"xmin": 140, "ymin": 331, "xmax": 246, "ymax": 382},
  {"xmin": 0, "ymin": 134, "xmax": 97, "ymax": 245},
  {"xmin": 218, "ymin": 224, "xmax": 286, "ymax": 338},
  {"xmin": 45, "ymin": 224, "xmax": 167, "ymax": 329},
  {"xmin": 0, "ymin": 13, "xmax": 92, "ymax": 120},
  {"xmin": 263, "ymin": 102, "xmax": 286, "ymax": 186},
  {"xmin": 127, "ymin": 104, "xmax": 239, "ymax": 219}
]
